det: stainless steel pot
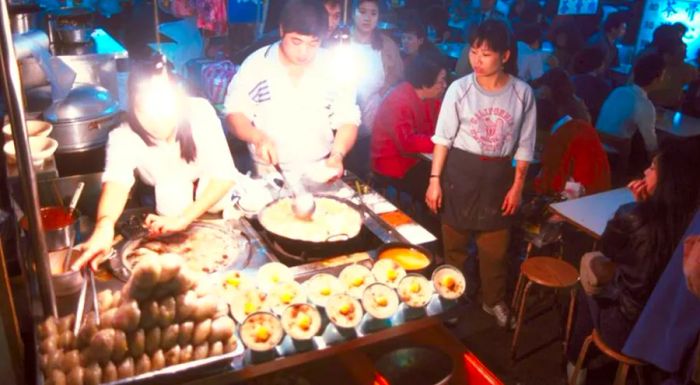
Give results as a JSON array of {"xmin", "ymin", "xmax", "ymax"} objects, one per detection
[
  {"xmin": 45, "ymin": 84, "xmax": 122, "ymax": 153},
  {"xmin": 55, "ymin": 25, "xmax": 93, "ymax": 44},
  {"xmin": 9, "ymin": 4, "xmax": 41, "ymax": 34},
  {"xmin": 51, "ymin": 112, "xmax": 121, "ymax": 153}
]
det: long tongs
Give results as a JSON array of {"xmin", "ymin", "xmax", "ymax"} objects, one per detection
[{"xmin": 73, "ymin": 268, "xmax": 100, "ymax": 335}]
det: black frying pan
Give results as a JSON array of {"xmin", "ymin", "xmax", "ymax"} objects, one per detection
[{"xmin": 257, "ymin": 195, "xmax": 364, "ymax": 255}]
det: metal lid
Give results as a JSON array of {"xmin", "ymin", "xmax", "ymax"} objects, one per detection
[{"xmin": 44, "ymin": 84, "xmax": 119, "ymax": 123}]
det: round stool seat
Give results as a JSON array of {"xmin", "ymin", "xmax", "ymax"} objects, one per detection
[
  {"xmin": 520, "ymin": 257, "xmax": 579, "ymax": 288},
  {"xmin": 592, "ymin": 329, "xmax": 645, "ymax": 366}
]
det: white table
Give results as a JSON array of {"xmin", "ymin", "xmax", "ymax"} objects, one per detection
[
  {"xmin": 656, "ymin": 109, "xmax": 700, "ymax": 138},
  {"xmin": 549, "ymin": 187, "xmax": 634, "ymax": 239}
]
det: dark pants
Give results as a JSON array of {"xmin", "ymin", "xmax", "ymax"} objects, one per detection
[
  {"xmin": 442, "ymin": 223, "xmax": 511, "ymax": 307},
  {"xmin": 566, "ymin": 290, "xmax": 634, "ymax": 364},
  {"xmin": 346, "ymin": 135, "xmax": 371, "ymax": 182}
]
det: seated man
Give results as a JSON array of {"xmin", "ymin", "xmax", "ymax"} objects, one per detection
[
  {"xmin": 571, "ymin": 47, "xmax": 612, "ymax": 123},
  {"xmin": 533, "ymin": 68, "xmax": 608, "ymax": 196},
  {"xmin": 515, "ymin": 23, "xmax": 550, "ymax": 82},
  {"xmin": 370, "ymin": 54, "xmax": 447, "ymax": 204},
  {"xmin": 399, "ymin": 19, "xmax": 444, "ymax": 67},
  {"xmin": 596, "ymin": 53, "xmax": 664, "ymax": 182}
]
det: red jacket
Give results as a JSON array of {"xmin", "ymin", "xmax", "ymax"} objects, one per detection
[
  {"xmin": 370, "ymin": 82, "xmax": 439, "ymax": 178},
  {"xmin": 535, "ymin": 118, "xmax": 611, "ymax": 196}
]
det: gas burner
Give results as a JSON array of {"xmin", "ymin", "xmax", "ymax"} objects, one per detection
[{"xmin": 246, "ymin": 217, "xmax": 383, "ymax": 267}]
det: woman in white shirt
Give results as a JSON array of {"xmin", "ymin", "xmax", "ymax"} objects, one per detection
[
  {"xmin": 73, "ymin": 60, "xmax": 239, "ymax": 270},
  {"xmin": 425, "ymin": 20, "xmax": 536, "ymax": 328},
  {"xmin": 345, "ymin": 0, "xmax": 403, "ymax": 179}
]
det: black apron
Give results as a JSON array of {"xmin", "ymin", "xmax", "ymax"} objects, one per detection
[{"xmin": 441, "ymin": 148, "xmax": 514, "ymax": 232}]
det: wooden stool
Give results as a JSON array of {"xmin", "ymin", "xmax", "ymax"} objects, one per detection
[
  {"xmin": 510, "ymin": 257, "xmax": 579, "ymax": 359},
  {"xmin": 569, "ymin": 329, "xmax": 646, "ymax": 385}
]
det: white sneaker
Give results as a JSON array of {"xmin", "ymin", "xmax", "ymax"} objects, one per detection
[{"xmin": 482, "ymin": 302, "xmax": 516, "ymax": 329}]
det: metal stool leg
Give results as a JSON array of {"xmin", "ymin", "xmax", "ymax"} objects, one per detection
[
  {"xmin": 510, "ymin": 280, "xmax": 533, "ymax": 359},
  {"xmin": 613, "ymin": 363, "xmax": 631, "ymax": 385},
  {"xmin": 569, "ymin": 334, "xmax": 593, "ymax": 385},
  {"xmin": 564, "ymin": 287, "xmax": 577, "ymax": 353},
  {"xmin": 511, "ymin": 271, "xmax": 525, "ymax": 310}
]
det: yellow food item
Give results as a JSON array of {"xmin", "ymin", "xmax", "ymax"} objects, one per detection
[
  {"xmin": 297, "ymin": 313, "xmax": 311, "ymax": 330},
  {"xmin": 410, "ymin": 282, "xmax": 421, "ymax": 293},
  {"xmin": 351, "ymin": 276, "xmax": 365, "ymax": 287},
  {"xmin": 280, "ymin": 291, "xmax": 294, "ymax": 304},
  {"xmin": 226, "ymin": 276, "xmax": 240, "ymax": 288},
  {"xmin": 339, "ymin": 302, "xmax": 352, "ymax": 315},
  {"xmin": 254, "ymin": 326, "xmax": 270, "ymax": 342},
  {"xmin": 378, "ymin": 248, "xmax": 430, "ymax": 271},
  {"xmin": 320, "ymin": 286, "xmax": 331, "ymax": 296},
  {"xmin": 244, "ymin": 302, "xmax": 256, "ymax": 315},
  {"xmin": 375, "ymin": 295, "xmax": 388, "ymax": 307},
  {"xmin": 271, "ymin": 273, "xmax": 279, "ymax": 283},
  {"xmin": 386, "ymin": 269, "xmax": 398, "ymax": 281},
  {"xmin": 441, "ymin": 275, "xmax": 456, "ymax": 290}
]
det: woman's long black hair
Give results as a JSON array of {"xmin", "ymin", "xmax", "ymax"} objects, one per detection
[
  {"xmin": 469, "ymin": 19, "xmax": 519, "ymax": 76},
  {"xmin": 126, "ymin": 59, "xmax": 197, "ymax": 163},
  {"xmin": 638, "ymin": 141, "xmax": 700, "ymax": 281}
]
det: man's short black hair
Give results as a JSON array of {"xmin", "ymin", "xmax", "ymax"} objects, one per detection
[
  {"xmin": 516, "ymin": 23, "xmax": 541, "ymax": 45},
  {"xmin": 405, "ymin": 54, "xmax": 444, "ymax": 89},
  {"xmin": 603, "ymin": 12, "xmax": 627, "ymax": 33},
  {"xmin": 400, "ymin": 19, "xmax": 427, "ymax": 40},
  {"xmin": 633, "ymin": 53, "xmax": 665, "ymax": 88},
  {"xmin": 280, "ymin": 0, "xmax": 328, "ymax": 38},
  {"xmin": 572, "ymin": 46, "xmax": 605, "ymax": 74}
]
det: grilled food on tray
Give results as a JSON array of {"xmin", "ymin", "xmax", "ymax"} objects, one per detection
[
  {"xmin": 38, "ymin": 255, "xmax": 238, "ymax": 385},
  {"xmin": 124, "ymin": 225, "xmax": 239, "ymax": 274},
  {"xmin": 259, "ymin": 197, "xmax": 362, "ymax": 242}
]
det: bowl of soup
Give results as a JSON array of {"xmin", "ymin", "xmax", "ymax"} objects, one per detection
[{"xmin": 376, "ymin": 243, "xmax": 434, "ymax": 274}]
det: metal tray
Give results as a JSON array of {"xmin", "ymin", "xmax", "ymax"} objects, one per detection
[
  {"xmin": 110, "ymin": 221, "xmax": 252, "ymax": 282},
  {"xmin": 102, "ymin": 341, "xmax": 244, "ymax": 385}
]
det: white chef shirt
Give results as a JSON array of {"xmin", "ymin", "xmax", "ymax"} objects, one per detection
[
  {"xmin": 102, "ymin": 97, "xmax": 239, "ymax": 215},
  {"xmin": 432, "ymin": 73, "xmax": 537, "ymax": 161},
  {"xmin": 224, "ymin": 43, "xmax": 361, "ymax": 170}
]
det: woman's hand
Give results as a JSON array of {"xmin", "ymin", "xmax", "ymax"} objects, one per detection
[
  {"xmin": 425, "ymin": 178, "xmax": 442, "ymax": 214},
  {"xmin": 501, "ymin": 184, "xmax": 523, "ymax": 216},
  {"xmin": 144, "ymin": 214, "xmax": 190, "ymax": 236},
  {"xmin": 627, "ymin": 179, "xmax": 650, "ymax": 202},
  {"xmin": 72, "ymin": 224, "xmax": 115, "ymax": 271}
]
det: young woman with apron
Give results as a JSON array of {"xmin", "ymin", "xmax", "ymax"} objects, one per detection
[{"xmin": 425, "ymin": 20, "xmax": 537, "ymax": 328}]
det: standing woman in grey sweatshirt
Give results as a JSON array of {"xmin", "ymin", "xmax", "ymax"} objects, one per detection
[{"xmin": 425, "ymin": 19, "xmax": 536, "ymax": 328}]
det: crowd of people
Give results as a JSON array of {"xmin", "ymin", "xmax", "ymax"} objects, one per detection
[
  {"xmin": 74, "ymin": 0, "xmax": 700, "ymax": 383},
  {"xmin": 218, "ymin": 1, "xmax": 700, "ymax": 382}
]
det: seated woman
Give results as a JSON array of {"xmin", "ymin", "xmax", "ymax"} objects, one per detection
[
  {"xmin": 73, "ymin": 59, "xmax": 240, "ymax": 270},
  {"xmin": 567, "ymin": 141, "xmax": 700, "ymax": 381},
  {"xmin": 533, "ymin": 68, "xmax": 609, "ymax": 197},
  {"xmin": 370, "ymin": 54, "xmax": 447, "ymax": 204}
]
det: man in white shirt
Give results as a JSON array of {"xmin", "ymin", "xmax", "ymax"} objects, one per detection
[
  {"xmin": 596, "ymin": 53, "xmax": 665, "ymax": 154},
  {"xmin": 516, "ymin": 23, "xmax": 551, "ymax": 82},
  {"xmin": 224, "ymin": 0, "xmax": 360, "ymax": 176}
]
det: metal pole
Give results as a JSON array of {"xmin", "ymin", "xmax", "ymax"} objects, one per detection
[{"xmin": 0, "ymin": 0, "xmax": 58, "ymax": 318}]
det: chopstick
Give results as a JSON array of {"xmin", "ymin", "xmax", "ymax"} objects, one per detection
[
  {"xmin": 88, "ymin": 268, "xmax": 100, "ymax": 326},
  {"xmin": 72, "ymin": 267, "xmax": 101, "ymax": 334},
  {"xmin": 73, "ymin": 269, "xmax": 88, "ymax": 336}
]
